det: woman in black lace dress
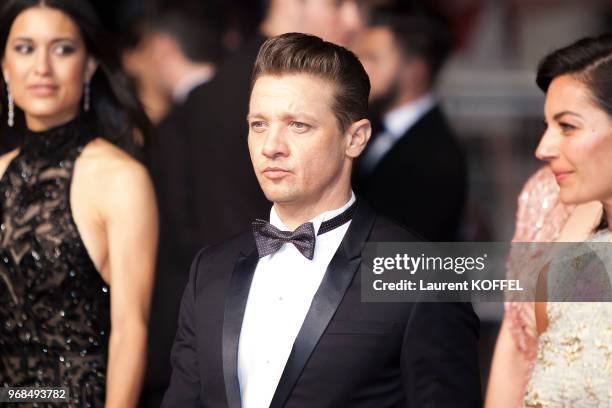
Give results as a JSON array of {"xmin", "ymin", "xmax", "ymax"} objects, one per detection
[{"xmin": 0, "ymin": 1, "xmax": 158, "ymax": 406}]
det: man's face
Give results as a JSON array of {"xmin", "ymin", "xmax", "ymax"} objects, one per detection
[
  {"xmin": 247, "ymin": 74, "xmax": 352, "ymax": 208},
  {"xmin": 298, "ymin": 0, "xmax": 363, "ymax": 46},
  {"xmin": 353, "ymin": 26, "xmax": 402, "ymax": 101}
]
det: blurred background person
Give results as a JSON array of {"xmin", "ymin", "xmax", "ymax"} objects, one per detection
[
  {"xmin": 353, "ymin": 9, "xmax": 467, "ymax": 241},
  {"xmin": 122, "ymin": 4, "xmax": 221, "ymax": 123},
  {"xmin": 260, "ymin": 0, "xmax": 364, "ymax": 46},
  {"xmin": 486, "ymin": 34, "xmax": 612, "ymax": 407},
  {"xmin": 125, "ymin": 6, "xmax": 224, "ymax": 407},
  {"xmin": 121, "ymin": 24, "xmax": 169, "ymax": 124},
  {"xmin": 0, "ymin": 0, "xmax": 157, "ymax": 406}
]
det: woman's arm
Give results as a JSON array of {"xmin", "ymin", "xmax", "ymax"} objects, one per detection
[
  {"xmin": 485, "ymin": 316, "xmax": 534, "ymax": 408},
  {"xmin": 101, "ymin": 159, "xmax": 158, "ymax": 407},
  {"xmin": 485, "ymin": 167, "xmax": 563, "ymax": 407}
]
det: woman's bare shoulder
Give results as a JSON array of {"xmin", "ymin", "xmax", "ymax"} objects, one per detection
[
  {"xmin": 75, "ymin": 138, "xmax": 153, "ymax": 206},
  {"xmin": 0, "ymin": 149, "xmax": 20, "ymax": 179},
  {"xmin": 78, "ymin": 138, "xmax": 148, "ymax": 180}
]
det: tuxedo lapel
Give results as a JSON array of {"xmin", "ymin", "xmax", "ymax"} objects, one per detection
[
  {"xmin": 269, "ymin": 200, "xmax": 377, "ymax": 408},
  {"xmin": 222, "ymin": 244, "xmax": 259, "ymax": 408}
]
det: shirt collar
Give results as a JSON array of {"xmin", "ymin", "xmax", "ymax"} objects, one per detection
[
  {"xmin": 172, "ymin": 67, "xmax": 215, "ymax": 104},
  {"xmin": 269, "ymin": 191, "xmax": 356, "ymax": 235},
  {"xmin": 382, "ymin": 93, "xmax": 436, "ymax": 139}
]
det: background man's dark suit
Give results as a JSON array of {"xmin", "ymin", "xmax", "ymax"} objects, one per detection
[
  {"xmin": 144, "ymin": 83, "xmax": 210, "ymax": 406},
  {"xmin": 354, "ymin": 105, "xmax": 467, "ymax": 241},
  {"xmin": 148, "ymin": 34, "xmax": 270, "ymax": 260},
  {"xmin": 143, "ymin": 35, "xmax": 270, "ymax": 405},
  {"xmin": 163, "ymin": 201, "xmax": 481, "ymax": 407},
  {"xmin": 187, "ymin": 34, "xmax": 270, "ymax": 245}
]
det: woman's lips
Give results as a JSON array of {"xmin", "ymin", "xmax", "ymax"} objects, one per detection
[
  {"xmin": 28, "ymin": 84, "xmax": 58, "ymax": 96},
  {"xmin": 553, "ymin": 171, "xmax": 573, "ymax": 183}
]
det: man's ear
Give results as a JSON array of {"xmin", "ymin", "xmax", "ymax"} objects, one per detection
[
  {"xmin": 84, "ymin": 56, "xmax": 98, "ymax": 83},
  {"xmin": 345, "ymin": 118, "xmax": 372, "ymax": 158}
]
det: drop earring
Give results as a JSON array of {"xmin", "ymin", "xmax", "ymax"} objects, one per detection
[
  {"xmin": 83, "ymin": 81, "xmax": 90, "ymax": 112},
  {"xmin": 7, "ymin": 86, "xmax": 14, "ymax": 127}
]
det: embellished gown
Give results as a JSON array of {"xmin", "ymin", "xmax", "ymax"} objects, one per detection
[
  {"xmin": 0, "ymin": 117, "xmax": 110, "ymax": 407},
  {"xmin": 523, "ymin": 229, "xmax": 612, "ymax": 407}
]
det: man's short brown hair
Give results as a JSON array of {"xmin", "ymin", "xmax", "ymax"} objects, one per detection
[{"xmin": 251, "ymin": 32, "xmax": 371, "ymax": 132}]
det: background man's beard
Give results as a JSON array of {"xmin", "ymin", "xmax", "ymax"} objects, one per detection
[{"xmin": 369, "ymin": 77, "xmax": 401, "ymax": 118}]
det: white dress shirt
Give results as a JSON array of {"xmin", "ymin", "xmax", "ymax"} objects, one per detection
[
  {"xmin": 237, "ymin": 192, "xmax": 356, "ymax": 408},
  {"xmin": 360, "ymin": 93, "xmax": 436, "ymax": 174}
]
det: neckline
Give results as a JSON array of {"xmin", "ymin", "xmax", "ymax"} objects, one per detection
[
  {"xmin": 589, "ymin": 228, "xmax": 612, "ymax": 242},
  {"xmin": 21, "ymin": 114, "xmax": 93, "ymax": 162},
  {"xmin": 269, "ymin": 191, "xmax": 356, "ymax": 234}
]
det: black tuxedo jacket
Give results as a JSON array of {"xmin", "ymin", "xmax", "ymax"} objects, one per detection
[
  {"xmin": 162, "ymin": 201, "xmax": 481, "ymax": 407},
  {"xmin": 354, "ymin": 105, "xmax": 467, "ymax": 241}
]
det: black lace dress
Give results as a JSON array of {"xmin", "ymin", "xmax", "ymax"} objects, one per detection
[{"xmin": 0, "ymin": 116, "xmax": 110, "ymax": 407}]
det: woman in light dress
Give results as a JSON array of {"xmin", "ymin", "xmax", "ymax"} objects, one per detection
[{"xmin": 486, "ymin": 34, "xmax": 612, "ymax": 407}]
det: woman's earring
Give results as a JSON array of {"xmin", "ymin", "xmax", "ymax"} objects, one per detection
[
  {"xmin": 7, "ymin": 87, "xmax": 14, "ymax": 127},
  {"xmin": 83, "ymin": 81, "xmax": 90, "ymax": 112}
]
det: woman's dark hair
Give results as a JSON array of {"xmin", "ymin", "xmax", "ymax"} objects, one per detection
[
  {"xmin": 536, "ymin": 33, "xmax": 612, "ymax": 232},
  {"xmin": 0, "ymin": 0, "xmax": 151, "ymax": 152}
]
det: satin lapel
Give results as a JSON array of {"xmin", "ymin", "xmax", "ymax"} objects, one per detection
[
  {"xmin": 222, "ymin": 248, "xmax": 259, "ymax": 408},
  {"xmin": 269, "ymin": 200, "xmax": 376, "ymax": 408}
]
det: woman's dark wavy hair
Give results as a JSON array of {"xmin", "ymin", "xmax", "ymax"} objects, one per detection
[
  {"xmin": 0, "ymin": 0, "xmax": 151, "ymax": 152},
  {"xmin": 536, "ymin": 33, "xmax": 612, "ymax": 232}
]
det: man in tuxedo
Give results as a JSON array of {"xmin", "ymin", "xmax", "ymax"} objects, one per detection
[
  {"xmin": 163, "ymin": 33, "xmax": 481, "ymax": 408},
  {"xmin": 190, "ymin": 0, "xmax": 366, "ymax": 248},
  {"xmin": 145, "ymin": 4, "xmax": 366, "ymax": 403},
  {"xmin": 353, "ymin": 12, "xmax": 467, "ymax": 241}
]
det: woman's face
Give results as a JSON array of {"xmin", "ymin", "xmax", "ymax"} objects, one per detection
[
  {"xmin": 536, "ymin": 74, "xmax": 612, "ymax": 205},
  {"xmin": 1, "ymin": 6, "xmax": 97, "ymax": 130}
]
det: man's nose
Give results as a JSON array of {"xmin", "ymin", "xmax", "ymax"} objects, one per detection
[{"xmin": 261, "ymin": 125, "xmax": 289, "ymax": 159}]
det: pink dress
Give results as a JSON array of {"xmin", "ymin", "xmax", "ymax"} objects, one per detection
[{"xmin": 504, "ymin": 166, "xmax": 573, "ymax": 397}]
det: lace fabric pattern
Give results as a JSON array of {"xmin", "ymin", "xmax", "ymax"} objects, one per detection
[{"xmin": 0, "ymin": 117, "xmax": 110, "ymax": 407}]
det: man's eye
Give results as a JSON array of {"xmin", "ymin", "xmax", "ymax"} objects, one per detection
[
  {"xmin": 290, "ymin": 121, "xmax": 310, "ymax": 131},
  {"xmin": 250, "ymin": 121, "xmax": 266, "ymax": 131},
  {"xmin": 14, "ymin": 44, "xmax": 33, "ymax": 54}
]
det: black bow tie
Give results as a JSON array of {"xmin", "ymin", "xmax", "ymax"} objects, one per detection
[{"xmin": 252, "ymin": 201, "xmax": 357, "ymax": 260}]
